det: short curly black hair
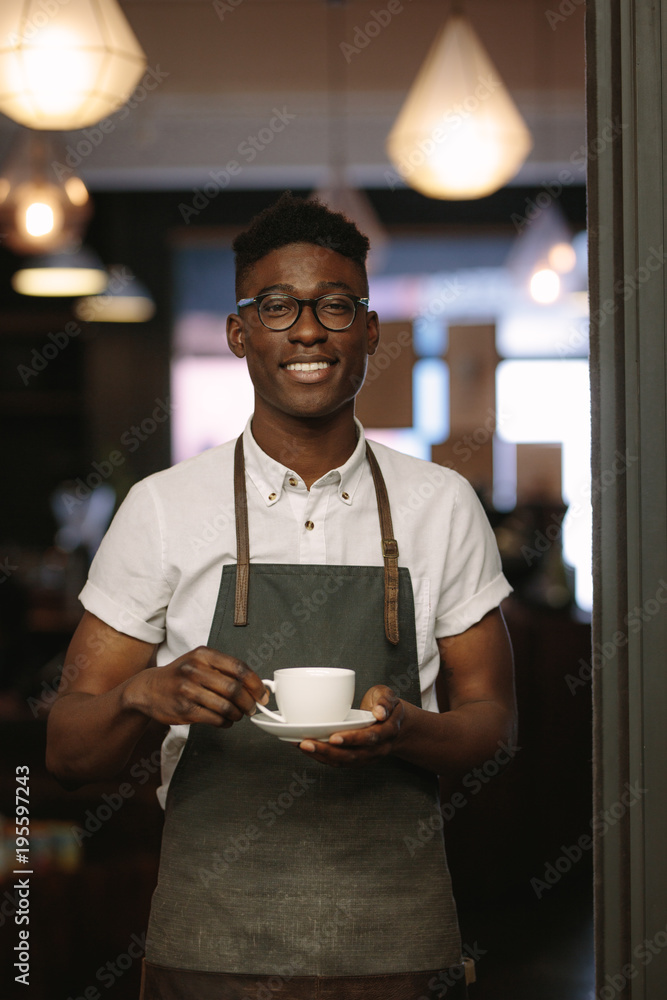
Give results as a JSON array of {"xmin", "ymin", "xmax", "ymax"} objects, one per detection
[{"xmin": 232, "ymin": 191, "xmax": 370, "ymax": 296}]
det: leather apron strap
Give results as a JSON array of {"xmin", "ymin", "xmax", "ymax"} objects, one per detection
[
  {"xmin": 233, "ymin": 435, "xmax": 250, "ymax": 627},
  {"xmin": 365, "ymin": 441, "xmax": 400, "ymax": 645},
  {"xmin": 233, "ymin": 435, "xmax": 400, "ymax": 644}
]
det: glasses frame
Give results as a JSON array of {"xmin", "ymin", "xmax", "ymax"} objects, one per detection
[{"xmin": 236, "ymin": 292, "xmax": 370, "ymax": 332}]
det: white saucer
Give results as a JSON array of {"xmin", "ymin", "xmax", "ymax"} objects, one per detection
[{"xmin": 250, "ymin": 708, "xmax": 377, "ymax": 743}]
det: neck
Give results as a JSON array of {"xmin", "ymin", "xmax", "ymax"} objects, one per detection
[{"xmin": 250, "ymin": 404, "xmax": 359, "ymax": 489}]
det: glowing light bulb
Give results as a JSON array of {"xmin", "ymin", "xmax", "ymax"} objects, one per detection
[
  {"xmin": 386, "ymin": 13, "xmax": 533, "ymax": 200},
  {"xmin": 530, "ymin": 268, "xmax": 561, "ymax": 304},
  {"xmin": 548, "ymin": 242, "xmax": 577, "ymax": 274},
  {"xmin": 0, "ymin": 0, "xmax": 146, "ymax": 130},
  {"xmin": 426, "ymin": 119, "xmax": 504, "ymax": 197},
  {"xmin": 25, "ymin": 202, "xmax": 55, "ymax": 237},
  {"xmin": 65, "ymin": 177, "xmax": 89, "ymax": 207}
]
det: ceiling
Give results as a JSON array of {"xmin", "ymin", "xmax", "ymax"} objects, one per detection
[{"xmin": 0, "ymin": 0, "xmax": 586, "ymax": 191}]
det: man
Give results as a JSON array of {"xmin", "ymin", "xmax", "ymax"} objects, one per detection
[{"xmin": 47, "ymin": 193, "xmax": 516, "ymax": 999}]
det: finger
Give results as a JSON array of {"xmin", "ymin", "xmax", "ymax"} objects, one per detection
[
  {"xmin": 328, "ymin": 705, "xmax": 402, "ymax": 746},
  {"xmin": 298, "ymin": 742, "xmax": 380, "ymax": 768},
  {"xmin": 182, "ymin": 662, "xmax": 260, "ymax": 716},
  {"xmin": 189, "ymin": 648, "xmax": 268, "ymax": 703},
  {"xmin": 359, "ymin": 685, "xmax": 397, "ymax": 712},
  {"xmin": 328, "ymin": 723, "xmax": 384, "ymax": 747},
  {"xmin": 174, "ymin": 676, "xmax": 247, "ymax": 723}
]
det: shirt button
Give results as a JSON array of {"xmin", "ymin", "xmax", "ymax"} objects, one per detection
[
  {"xmin": 268, "ymin": 492, "xmax": 277, "ymax": 501},
  {"xmin": 341, "ymin": 492, "xmax": 350, "ymax": 500},
  {"xmin": 305, "ymin": 521, "xmax": 315, "ymax": 531},
  {"xmin": 289, "ymin": 478, "xmax": 298, "ymax": 487}
]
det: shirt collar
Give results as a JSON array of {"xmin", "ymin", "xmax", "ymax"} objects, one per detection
[{"xmin": 242, "ymin": 416, "xmax": 368, "ymax": 507}]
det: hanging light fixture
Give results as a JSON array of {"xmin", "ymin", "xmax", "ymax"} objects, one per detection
[
  {"xmin": 386, "ymin": 6, "xmax": 533, "ymax": 200},
  {"xmin": 0, "ymin": 0, "xmax": 146, "ymax": 131},
  {"xmin": 506, "ymin": 201, "xmax": 579, "ymax": 306},
  {"xmin": 0, "ymin": 130, "xmax": 91, "ymax": 254},
  {"xmin": 313, "ymin": 0, "xmax": 388, "ymax": 273},
  {"xmin": 74, "ymin": 265, "xmax": 155, "ymax": 322},
  {"xmin": 12, "ymin": 244, "xmax": 108, "ymax": 296}
]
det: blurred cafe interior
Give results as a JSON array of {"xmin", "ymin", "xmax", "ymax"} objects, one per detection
[{"xmin": 0, "ymin": 1, "xmax": 593, "ymax": 998}]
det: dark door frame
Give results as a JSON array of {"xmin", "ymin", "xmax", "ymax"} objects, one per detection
[{"xmin": 588, "ymin": 2, "xmax": 667, "ymax": 996}]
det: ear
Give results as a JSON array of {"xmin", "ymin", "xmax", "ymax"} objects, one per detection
[
  {"xmin": 366, "ymin": 311, "xmax": 380, "ymax": 357},
  {"xmin": 226, "ymin": 313, "xmax": 246, "ymax": 358}
]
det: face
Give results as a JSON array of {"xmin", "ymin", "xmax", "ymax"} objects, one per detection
[{"xmin": 226, "ymin": 242, "xmax": 379, "ymax": 425}]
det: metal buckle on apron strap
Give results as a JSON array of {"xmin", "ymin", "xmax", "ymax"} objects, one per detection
[
  {"xmin": 232, "ymin": 435, "xmax": 401, "ymax": 646},
  {"xmin": 382, "ymin": 539, "xmax": 399, "ymax": 558}
]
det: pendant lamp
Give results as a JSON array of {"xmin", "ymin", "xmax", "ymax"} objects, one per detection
[
  {"xmin": 0, "ymin": 0, "xmax": 146, "ymax": 130},
  {"xmin": 74, "ymin": 265, "xmax": 155, "ymax": 322},
  {"xmin": 386, "ymin": 10, "xmax": 533, "ymax": 200},
  {"xmin": 12, "ymin": 244, "xmax": 108, "ymax": 296},
  {"xmin": 0, "ymin": 130, "xmax": 91, "ymax": 254}
]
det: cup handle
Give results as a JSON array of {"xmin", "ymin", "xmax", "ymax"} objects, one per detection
[{"xmin": 255, "ymin": 679, "xmax": 286, "ymax": 723}]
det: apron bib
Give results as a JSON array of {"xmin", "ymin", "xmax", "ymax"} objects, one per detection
[{"xmin": 145, "ymin": 440, "xmax": 462, "ymax": 979}]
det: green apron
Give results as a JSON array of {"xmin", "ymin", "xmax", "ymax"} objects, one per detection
[{"xmin": 144, "ymin": 439, "xmax": 463, "ymax": 982}]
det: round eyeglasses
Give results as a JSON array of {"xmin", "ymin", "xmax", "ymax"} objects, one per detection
[{"xmin": 236, "ymin": 292, "xmax": 370, "ymax": 332}]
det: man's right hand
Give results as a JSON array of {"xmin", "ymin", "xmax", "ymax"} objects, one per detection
[
  {"xmin": 123, "ymin": 647, "xmax": 268, "ymax": 728},
  {"xmin": 46, "ymin": 612, "xmax": 268, "ymax": 785}
]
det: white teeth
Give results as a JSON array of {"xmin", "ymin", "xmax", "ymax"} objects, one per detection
[{"xmin": 285, "ymin": 361, "xmax": 332, "ymax": 371}]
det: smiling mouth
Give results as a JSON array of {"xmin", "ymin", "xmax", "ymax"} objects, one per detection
[{"xmin": 284, "ymin": 361, "xmax": 335, "ymax": 372}]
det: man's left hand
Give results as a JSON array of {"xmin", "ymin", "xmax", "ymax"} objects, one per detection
[{"xmin": 297, "ymin": 685, "xmax": 404, "ymax": 767}]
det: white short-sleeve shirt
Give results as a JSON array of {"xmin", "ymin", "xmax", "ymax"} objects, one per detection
[{"xmin": 80, "ymin": 418, "xmax": 511, "ymax": 805}]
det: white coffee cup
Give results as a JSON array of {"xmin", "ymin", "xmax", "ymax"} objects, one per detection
[{"xmin": 255, "ymin": 667, "xmax": 355, "ymax": 724}]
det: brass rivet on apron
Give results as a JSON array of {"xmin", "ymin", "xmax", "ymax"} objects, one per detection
[
  {"xmin": 268, "ymin": 492, "xmax": 277, "ymax": 500},
  {"xmin": 342, "ymin": 491, "xmax": 350, "ymax": 500},
  {"xmin": 305, "ymin": 520, "xmax": 314, "ymax": 530},
  {"xmin": 289, "ymin": 478, "xmax": 298, "ymax": 486}
]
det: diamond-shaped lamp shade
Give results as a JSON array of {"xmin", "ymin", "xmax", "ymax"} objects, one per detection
[
  {"xmin": 386, "ymin": 13, "xmax": 533, "ymax": 200},
  {"xmin": 0, "ymin": 0, "xmax": 146, "ymax": 130}
]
